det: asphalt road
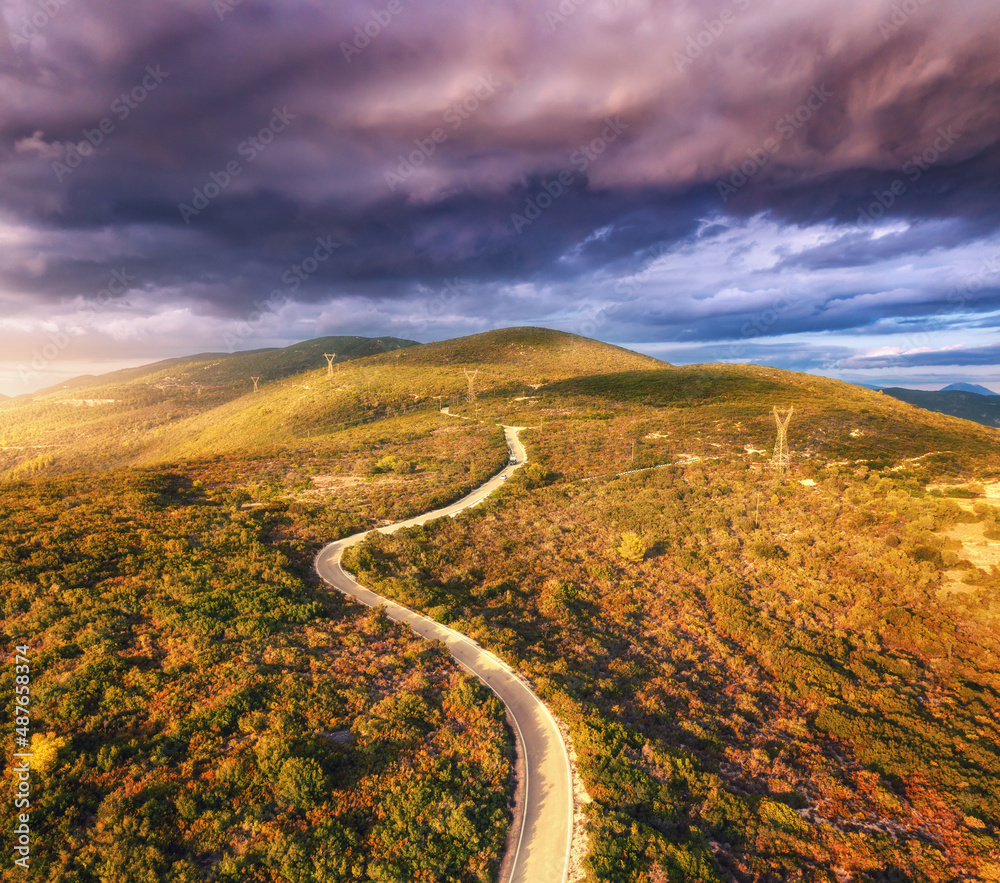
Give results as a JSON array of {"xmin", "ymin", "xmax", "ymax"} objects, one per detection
[{"xmin": 314, "ymin": 426, "xmax": 572, "ymax": 883}]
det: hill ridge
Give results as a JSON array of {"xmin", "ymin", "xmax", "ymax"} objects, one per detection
[
  {"xmin": 883, "ymin": 386, "xmax": 1000, "ymax": 429},
  {"xmin": 29, "ymin": 335, "xmax": 420, "ymax": 397}
]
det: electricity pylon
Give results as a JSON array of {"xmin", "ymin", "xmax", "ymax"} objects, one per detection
[
  {"xmin": 463, "ymin": 369, "xmax": 479, "ymax": 404},
  {"xmin": 251, "ymin": 376, "xmax": 261, "ymax": 393},
  {"xmin": 324, "ymin": 353, "xmax": 337, "ymax": 379},
  {"xmin": 771, "ymin": 406, "xmax": 794, "ymax": 472}
]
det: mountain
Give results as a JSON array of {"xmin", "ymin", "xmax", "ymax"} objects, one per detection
[
  {"xmin": 2, "ymin": 326, "xmax": 997, "ymax": 480},
  {"xmin": 0, "ymin": 328, "xmax": 667, "ymax": 472},
  {"xmin": 29, "ymin": 335, "xmax": 419, "ymax": 398},
  {"xmin": 941, "ymin": 382, "xmax": 999, "ymax": 396},
  {"xmin": 882, "ymin": 387, "xmax": 1000, "ymax": 429},
  {"xmin": 363, "ymin": 326, "xmax": 666, "ymax": 377}
]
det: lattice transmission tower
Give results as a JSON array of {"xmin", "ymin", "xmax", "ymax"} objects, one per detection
[
  {"xmin": 463, "ymin": 369, "xmax": 479, "ymax": 404},
  {"xmin": 324, "ymin": 353, "xmax": 337, "ymax": 379},
  {"xmin": 771, "ymin": 406, "xmax": 794, "ymax": 472},
  {"xmin": 251, "ymin": 376, "xmax": 261, "ymax": 393}
]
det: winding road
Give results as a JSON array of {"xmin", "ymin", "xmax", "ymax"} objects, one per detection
[{"xmin": 314, "ymin": 426, "xmax": 572, "ymax": 883}]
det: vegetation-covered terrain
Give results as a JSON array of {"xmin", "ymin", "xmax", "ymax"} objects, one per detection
[
  {"xmin": 3, "ymin": 328, "xmax": 1000, "ymax": 882},
  {"xmin": 0, "ymin": 328, "xmax": 654, "ymax": 478},
  {"xmin": 0, "ymin": 454, "xmax": 513, "ymax": 881},
  {"xmin": 345, "ymin": 363, "xmax": 1000, "ymax": 882}
]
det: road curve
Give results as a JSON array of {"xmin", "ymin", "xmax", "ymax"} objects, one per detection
[{"xmin": 314, "ymin": 426, "xmax": 572, "ymax": 883}]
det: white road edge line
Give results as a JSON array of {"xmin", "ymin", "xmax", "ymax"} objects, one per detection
[{"xmin": 313, "ymin": 425, "xmax": 572, "ymax": 883}]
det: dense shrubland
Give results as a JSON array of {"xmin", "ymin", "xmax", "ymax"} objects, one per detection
[
  {"xmin": 349, "ymin": 430, "xmax": 1000, "ymax": 882},
  {"xmin": 0, "ymin": 454, "xmax": 512, "ymax": 881},
  {"xmin": 5, "ymin": 331, "xmax": 1000, "ymax": 881}
]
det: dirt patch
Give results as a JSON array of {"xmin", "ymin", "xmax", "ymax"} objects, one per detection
[
  {"xmin": 945, "ymin": 522, "xmax": 1000, "ymax": 569},
  {"xmin": 311, "ymin": 475, "xmax": 366, "ymax": 489},
  {"xmin": 939, "ymin": 571, "xmax": 978, "ymax": 596},
  {"xmin": 926, "ymin": 481, "xmax": 1000, "ymax": 512}
]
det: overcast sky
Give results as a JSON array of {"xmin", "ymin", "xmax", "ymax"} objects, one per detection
[{"xmin": 1, "ymin": 0, "xmax": 999, "ymax": 396}]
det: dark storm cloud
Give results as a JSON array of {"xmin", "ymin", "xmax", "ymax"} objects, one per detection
[
  {"xmin": 0, "ymin": 0, "xmax": 999, "ymax": 375},
  {"xmin": 840, "ymin": 344, "xmax": 1000, "ymax": 369}
]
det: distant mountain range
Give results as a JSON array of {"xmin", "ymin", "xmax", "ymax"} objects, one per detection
[{"xmin": 882, "ymin": 384, "xmax": 1000, "ymax": 428}]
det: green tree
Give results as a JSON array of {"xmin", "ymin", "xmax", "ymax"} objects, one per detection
[
  {"xmin": 617, "ymin": 532, "xmax": 647, "ymax": 562},
  {"xmin": 276, "ymin": 757, "xmax": 327, "ymax": 811}
]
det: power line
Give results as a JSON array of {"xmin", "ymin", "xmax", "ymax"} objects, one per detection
[
  {"xmin": 463, "ymin": 368, "xmax": 479, "ymax": 404},
  {"xmin": 771, "ymin": 406, "xmax": 794, "ymax": 472}
]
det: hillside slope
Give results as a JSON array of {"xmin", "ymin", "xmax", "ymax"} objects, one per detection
[
  {"xmin": 343, "ymin": 362, "xmax": 1000, "ymax": 883},
  {"xmin": 0, "ymin": 336, "xmax": 417, "ymax": 475},
  {"xmin": 3, "ymin": 327, "xmax": 1000, "ymax": 882},
  {"xmin": 883, "ymin": 387, "xmax": 1000, "ymax": 429},
  {"xmin": 0, "ymin": 328, "xmax": 662, "ymax": 474},
  {"xmin": 30, "ymin": 335, "xmax": 418, "ymax": 397}
]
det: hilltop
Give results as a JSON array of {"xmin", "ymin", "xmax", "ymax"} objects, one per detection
[
  {"xmin": 942, "ymin": 382, "xmax": 998, "ymax": 396},
  {"xmin": 0, "ymin": 328, "xmax": 664, "ymax": 474},
  {"xmin": 367, "ymin": 326, "xmax": 665, "ymax": 378}
]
